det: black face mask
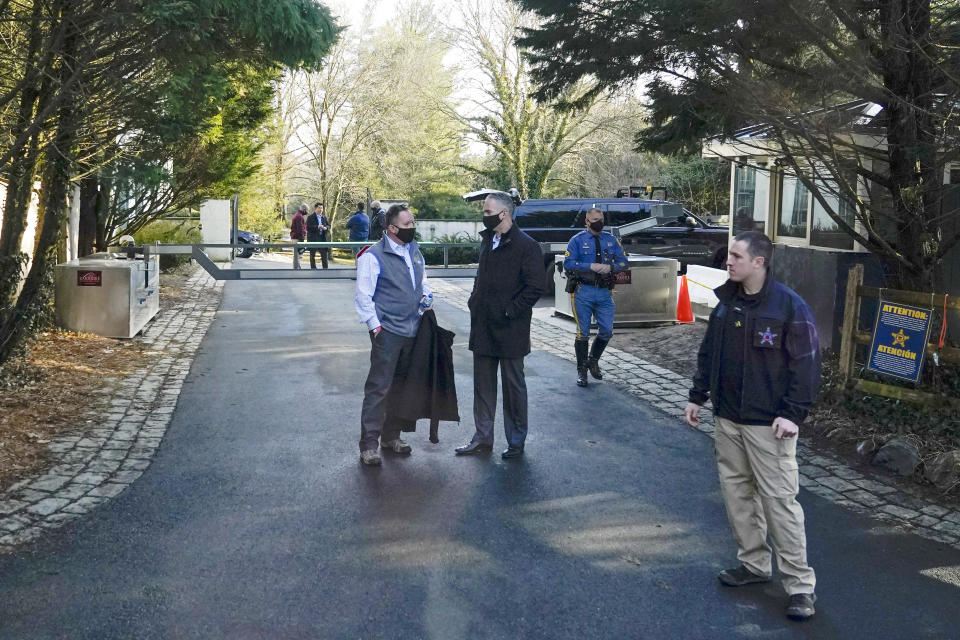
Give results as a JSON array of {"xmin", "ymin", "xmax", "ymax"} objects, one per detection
[
  {"xmin": 588, "ymin": 220, "xmax": 604, "ymax": 232},
  {"xmin": 394, "ymin": 227, "xmax": 416, "ymax": 243},
  {"xmin": 482, "ymin": 213, "xmax": 502, "ymax": 230}
]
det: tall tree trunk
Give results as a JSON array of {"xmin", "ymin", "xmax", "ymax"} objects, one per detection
[
  {"xmin": 78, "ymin": 175, "xmax": 99, "ymax": 256},
  {"xmin": 0, "ymin": 0, "xmax": 47, "ymax": 308},
  {"xmin": 879, "ymin": 0, "xmax": 938, "ymax": 291},
  {"xmin": 0, "ymin": 2, "xmax": 80, "ymax": 364}
]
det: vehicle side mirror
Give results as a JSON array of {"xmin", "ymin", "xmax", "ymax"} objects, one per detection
[{"xmin": 685, "ymin": 216, "xmax": 698, "ymax": 227}]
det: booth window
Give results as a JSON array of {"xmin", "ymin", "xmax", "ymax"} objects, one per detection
[
  {"xmin": 810, "ymin": 181, "xmax": 856, "ymax": 250},
  {"xmin": 733, "ymin": 163, "xmax": 768, "ymax": 234},
  {"xmin": 777, "ymin": 175, "xmax": 809, "ymax": 239}
]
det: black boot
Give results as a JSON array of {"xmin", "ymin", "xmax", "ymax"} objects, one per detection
[
  {"xmin": 588, "ymin": 337, "xmax": 608, "ymax": 380},
  {"xmin": 575, "ymin": 339, "xmax": 589, "ymax": 387}
]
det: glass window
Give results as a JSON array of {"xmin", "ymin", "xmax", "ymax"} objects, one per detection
[
  {"xmin": 514, "ymin": 204, "xmax": 581, "ymax": 227},
  {"xmin": 732, "ymin": 164, "xmax": 768, "ymax": 234},
  {"xmin": 778, "ymin": 175, "xmax": 809, "ymax": 239},
  {"xmin": 605, "ymin": 203, "xmax": 651, "ymax": 226},
  {"xmin": 950, "ymin": 166, "xmax": 960, "ymax": 185},
  {"xmin": 811, "ymin": 181, "xmax": 855, "ymax": 250}
]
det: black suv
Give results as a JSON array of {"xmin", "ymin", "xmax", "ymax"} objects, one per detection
[{"xmin": 463, "ymin": 192, "xmax": 729, "ymax": 286}]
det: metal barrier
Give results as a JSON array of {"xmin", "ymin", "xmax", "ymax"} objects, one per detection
[{"xmin": 137, "ymin": 242, "xmax": 481, "ymax": 284}]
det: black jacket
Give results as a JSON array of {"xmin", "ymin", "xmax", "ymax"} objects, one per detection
[
  {"xmin": 389, "ymin": 309, "xmax": 459, "ymax": 442},
  {"xmin": 369, "ymin": 208, "xmax": 386, "ymax": 241},
  {"xmin": 689, "ymin": 275, "xmax": 821, "ymax": 425},
  {"xmin": 306, "ymin": 213, "xmax": 329, "ymax": 242},
  {"xmin": 468, "ymin": 224, "xmax": 544, "ymax": 358}
]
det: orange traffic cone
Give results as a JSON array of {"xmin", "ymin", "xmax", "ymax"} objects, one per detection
[{"xmin": 677, "ymin": 275, "xmax": 694, "ymax": 324}]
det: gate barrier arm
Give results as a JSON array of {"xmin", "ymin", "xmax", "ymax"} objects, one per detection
[{"xmin": 138, "ymin": 242, "xmax": 484, "ymax": 285}]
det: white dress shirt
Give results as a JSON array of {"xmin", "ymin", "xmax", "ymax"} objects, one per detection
[{"xmin": 354, "ymin": 235, "xmax": 432, "ymax": 331}]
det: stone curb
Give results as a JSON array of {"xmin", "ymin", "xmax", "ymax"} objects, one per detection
[
  {"xmin": 0, "ymin": 268, "xmax": 224, "ymax": 554},
  {"xmin": 429, "ymin": 280, "xmax": 960, "ymax": 550}
]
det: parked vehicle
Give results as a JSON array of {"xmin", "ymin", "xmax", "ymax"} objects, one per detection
[
  {"xmin": 236, "ymin": 229, "xmax": 262, "ymax": 258},
  {"xmin": 462, "ymin": 191, "xmax": 729, "ymax": 289}
]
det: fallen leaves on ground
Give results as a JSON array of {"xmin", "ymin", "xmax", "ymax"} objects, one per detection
[{"xmin": 0, "ymin": 267, "xmax": 192, "ymax": 489}]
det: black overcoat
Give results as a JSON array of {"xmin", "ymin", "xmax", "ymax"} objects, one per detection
[
  {"xmin": 390, "ymin": 310, "xmax": 459, "ymax": 442},
  {"xmin": 468, "ymin": 224, "xmax": 545, "ymax": 358}
]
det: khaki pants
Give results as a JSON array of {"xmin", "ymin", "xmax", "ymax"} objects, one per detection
[
  {"xmin": 715, "ymin": 416, "xmax": 816, "ymax": 595},
  {"xmin": 292, "ymin": 242, "xmax": 302, "ymax": 269}
]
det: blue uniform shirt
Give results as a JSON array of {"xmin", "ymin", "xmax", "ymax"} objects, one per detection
[{"xmin": 563, "ymin": 229, "xmax": 629, "ymax": 275}]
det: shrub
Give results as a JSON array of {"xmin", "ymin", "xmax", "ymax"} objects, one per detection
[
  {"xmin": 134, "ymin": 220, "xmax": 202, "ymax": 271},
  {"xmin": 418, "ymin": 233, "xmax": 481, "ymax": 266}
]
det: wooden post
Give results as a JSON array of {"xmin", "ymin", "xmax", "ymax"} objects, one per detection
[{"xmin": 838, "ymin": 263, "xmax": 864, "ymax": 381}]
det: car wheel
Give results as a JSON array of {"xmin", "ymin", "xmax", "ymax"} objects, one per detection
[{"xmin": 237, "ymin": 244, "xmax": 253, "ymax": 259}]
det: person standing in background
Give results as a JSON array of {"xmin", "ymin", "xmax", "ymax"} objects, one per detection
[
  {"xmin": 307, "ymin": 202, "xmax": 330, "ymax": 269},
  {"xmin": 290, "ymin": 203, "xmax": 307, "ymax": 269},
  {"xmin": 369, "ymin": 200, "xmax": 387, "ymax": 241},
  {"xmin": 345, "ymin": 202, "xmax": 370, "ymax": 259}
]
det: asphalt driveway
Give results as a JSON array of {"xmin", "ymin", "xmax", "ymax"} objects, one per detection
[{"xmin": 0, "ymin": 271, "xmax": 958, "ymax": 639}]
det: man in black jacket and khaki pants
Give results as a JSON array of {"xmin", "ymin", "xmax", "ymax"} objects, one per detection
[
  {"xmin": 685, "ymin": 231, "xmax": 820, "ymax": 621},
  {"xmin": 456, "ymin": 191, "xmax": 544, "ymax": 459}
]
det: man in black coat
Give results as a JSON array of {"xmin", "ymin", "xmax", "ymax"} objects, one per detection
[
  {"xmin": 455, "ymin": 191, "xmax": 544, "ymax": 459},
  {"xmin": 306, "ymin": 202, "xmax": 330, "ymax": 269}
]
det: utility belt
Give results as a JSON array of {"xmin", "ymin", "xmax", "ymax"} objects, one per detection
[{"xmin": 566, "ymin": 272, "xmax": 615, "ymax": 293}]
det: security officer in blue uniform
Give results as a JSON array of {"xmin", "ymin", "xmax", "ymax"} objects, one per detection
[{"xmin": 563, "ymin": 207, "xmax": 630, "ymax": 387}]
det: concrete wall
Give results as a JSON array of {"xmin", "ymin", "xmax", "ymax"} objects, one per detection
[
  {"xmin": 417, "ymin": 220, "xmax": 481, "ymax": 241},
  {"xmin": 200, "ymin": 199, "xmax": 231, "ymax": 261}
]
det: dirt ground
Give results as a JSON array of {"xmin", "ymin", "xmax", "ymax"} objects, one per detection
[
  {"xmin": 614, "ymin": 321, "xmax": 706, "ymax": 379},
  {"xmin": 0, "ymin": 264, "xmax": 194, "ymax": 489}
]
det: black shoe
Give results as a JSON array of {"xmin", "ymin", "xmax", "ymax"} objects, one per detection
[
  {"xmin": 717, "ymin": 565, "xmax": 771, "ymax": 587},
  {"xmin": 575, "ymin": 339, "xmax": 589, "ymax": 387},
  {"xmin": 455, "ymin": 442, "xmax": 493, "ymax": 456},
  {"xmin": 588, "ymin": 338, "xmax": 608, "ymax": 379},
  {"xmin": 501, "ymin": 445, "xmax": 524, "ymax": 459},
  {"xmin": 786, "ymin": 593, "xmax": 816, "ymax": 620}
]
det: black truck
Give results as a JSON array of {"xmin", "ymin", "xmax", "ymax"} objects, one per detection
[{"xmin": 462, "ymin": 191, "xmax": 730, "ymax": 289}]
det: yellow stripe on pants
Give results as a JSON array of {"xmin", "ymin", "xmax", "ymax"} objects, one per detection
[{"xmin": 570, "ymin": 292, "xmax": 582, "ymax": 340}]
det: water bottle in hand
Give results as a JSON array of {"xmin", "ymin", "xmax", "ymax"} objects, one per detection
[{"xmin": 419, "ymin": 293, "xmax": 433, "ymax": 315}]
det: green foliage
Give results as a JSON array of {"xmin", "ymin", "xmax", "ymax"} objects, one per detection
[
  {"xmin": 515, "ymin": 0, "xmax": 960, "ymax": 289},
  {"xmin": 658, "ymin": 156, "xmax": 730, "ymax": 218},
  {"xmin": 418, "ymin": 234, "xmax": 481, "ymax": 266},
  {"xmin": 238, "ymin": 190, "xmax": 287, "ymax": 241},
  {"xmin": 134, "ymin": 220, "xmax": 202, "ymax": 271},
  {"xmin": 409, "ymin": 192, "xmax": 478, "ymax": 220},
  {"xmin": 134, "ymin": 220, "xmax": 203, "ymax": 245}
]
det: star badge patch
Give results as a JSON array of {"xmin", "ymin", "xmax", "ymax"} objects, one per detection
[{"xmin": 758, "ymin": 327, "xmax": 777, "ymax": 345}]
